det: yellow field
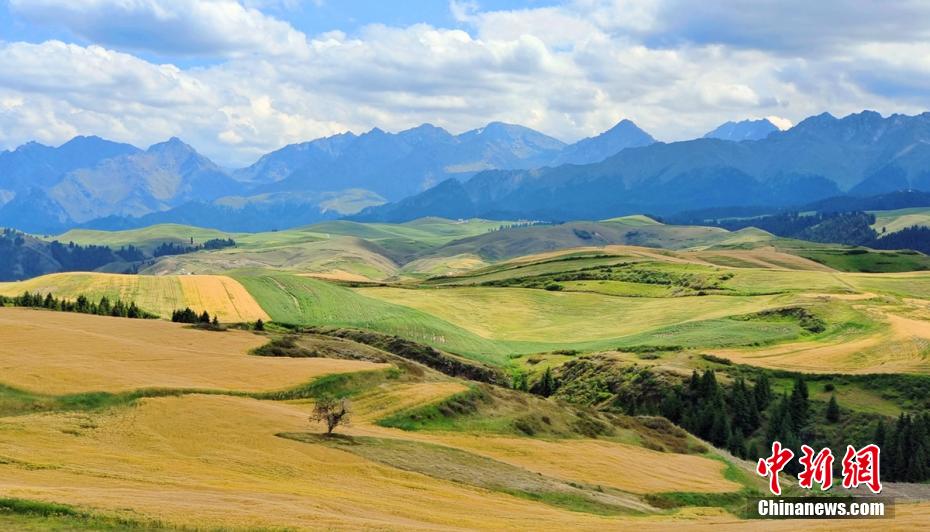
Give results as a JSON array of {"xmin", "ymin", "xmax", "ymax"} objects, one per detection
[
  {"xmin": 400, "ymin": 253, "xmax": 490, "ymax": 278},
  {"xmin": 0, "ymin": 272, "xmax": 268, "ymax": 322},
  {"xmin": 176, "ymin": 274, "xmax": 270, "ymax": 322},
  {"xmin": 0, "ymin": 308, "xmax": 928, "ymax": 529},
  {"xmin": 714, "ymin": 303, "xmax": 930, "ymax": 374},
  {"xmin": 0, "ymin": 308, "xmax": 384, "ymax": 394},
  {"xmin": 354, "ymin": 425, "xmax": 740, "ymax": 495},
  {"xmin": 2, "ymin": 392, "xmax": 925, "ymax": 530},
  {"xmin": 688, "ymin": 247, "xmax": 836, "ymax": 271}
]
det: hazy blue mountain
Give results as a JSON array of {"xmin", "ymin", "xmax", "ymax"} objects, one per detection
[
  {"xmin": 0, "ymin": 137, "xmax": 242, "ymax": 232},
  {"xmin": 1, "ymin": 120, "xmax": 648, "ymax": 232},
  {"xmin": 0, "ymin": 136, "xmax": 139, "ymax": 196},
  {"xmin": 355, "ymin": 111, "xmax": 930, "ymax": 222},
  {"xmin": 249, "ymin": 122, "xmax": 565, "ymax": 201},
  {"xmin": 8, "ymin": 111, "xmax": 930, "ymax": 233},
  {"xmin": 552, "ymin": 119, "xmax": 655, "ymax": 165},
  {"xmin": 85, "ymin": 189, "xmax": 385, "ymax": 232},
  {"xmin": 47, "ymin": 137, "xmax": 243, "ymax": 223},
  {"xmin": 703, "ymin": 118, "xmax": 779, "ymax": 141},
  {"xmin": 233, "ymin": 131, "xmax": 358, "ymax": 184}
]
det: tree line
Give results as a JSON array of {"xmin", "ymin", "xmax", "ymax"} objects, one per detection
[
  {"xmin": 0, "ymin": 291, "xmax": 155, "ymax": 319},
  {"xmin": 154, "ymin": 238, "xmax": 236, "ymax": 257},
  {"xmin": 539, "ymin": 360, "xmax": 930, "ymax": 482},
  {"xmin": 701, "ymin": 211, "xmax": 930, "ymax": 254},
  {"xmin": 875, "ymin": 412, "xmax": 930, "ymax": 482}
]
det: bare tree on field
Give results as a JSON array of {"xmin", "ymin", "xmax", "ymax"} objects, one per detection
[{"xmin": 311, "ymin": 396, "xmax": 351, "ymax": 435}]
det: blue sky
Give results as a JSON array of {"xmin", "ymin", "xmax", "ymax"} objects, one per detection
[{"xmin": 1, "ymin": 1, "xmax": 930, "ymax": 166}]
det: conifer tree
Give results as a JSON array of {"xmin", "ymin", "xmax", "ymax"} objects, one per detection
[{"xmin": 825, "ymin": 394, "xmax": 840, "ymax": 422}]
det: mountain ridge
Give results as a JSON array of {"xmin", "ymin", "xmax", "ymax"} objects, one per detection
[
  {"xmin": 0, "ymin": 119, "xmax": 655, "ymax": 232},
  {"xmin": 355, "ymin": 111, "xmax": 930, "ymax": 223}
]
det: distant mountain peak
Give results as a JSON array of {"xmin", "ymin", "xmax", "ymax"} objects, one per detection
[
  {"xmin": 14, "ymin": 140, "xmax": 50, "ymax": 153},
  {"xmin": 147, "ymin": 136, "xmax": 197, "ymax": 156},
  {"xmin": 552, "ymin": 118, "xmax": 655, "ymax": 165},
  {"xmin": 703, "ymin": 118, "xmax": 779, "ymax": 141}
]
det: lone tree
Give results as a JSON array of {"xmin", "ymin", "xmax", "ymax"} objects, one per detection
[
  {"xmin": 311, "ymin": 396, "xmax": 351, "ymax": 435},
  {"xmin": 254, "ymin": 318, "xmax": 265, "ymax": 331}
]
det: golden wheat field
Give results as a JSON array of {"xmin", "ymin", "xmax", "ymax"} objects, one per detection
[
  {"xmin": 0, "ymin": 272, "xmax": 269, "ymax": 322},
  {"xmin": 1, "ymin": 392, "xmax": 926, "ymax": 530},
  {"xmin": 0, "ymin": 308, "xmax": 384, "ymax": 394},
  {"xmin": 0, "ymin": 308, "xmax": 927, "ymax": 529}
]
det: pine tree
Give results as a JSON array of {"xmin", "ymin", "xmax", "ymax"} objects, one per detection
[
  {"xmin": 753, "ymin": 373, "xmax": 771, "ymax": 409},
  {"xmin": 789, "ymin": 376, "xmax": 809, "ymax": 431},
  {"xmin": 660, "ymin": 388, "xmax": 683, "ymax": 423},
  {"xmin": 825, "ymin": 395, "xmax": 840, "ymax": 423},
  {"xmin": 539, "ymin": 367, "xmax": 556, "ymax": 397}
]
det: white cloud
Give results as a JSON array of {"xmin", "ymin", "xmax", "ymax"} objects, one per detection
[
  {"xmin": 2, "ymin": 0, "xmax": 930, "ymax": 166},
  {"xmin": 9, "ymin": 0, "xmax": 309, "ymax": 58},
  {"xmin": 766, "ymin": 116, "xmax": 793, "ymax": 130}
]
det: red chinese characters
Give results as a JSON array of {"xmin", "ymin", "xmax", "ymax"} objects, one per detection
[
  {"xmin": 756, "ymin": 441, "xmax": 795, "ymax": 495},
  {"xmin": 797, "ymin": 445, "xmax": 834, "ymax": 491},
  {"xmin": 841, "ymin": 444, "xmax": 882, "ymax": 494}
]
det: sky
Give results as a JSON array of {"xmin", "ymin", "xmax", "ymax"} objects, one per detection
[{"xmin": 1, "ymin": 1, "xmax": 930, "ymax": 166}]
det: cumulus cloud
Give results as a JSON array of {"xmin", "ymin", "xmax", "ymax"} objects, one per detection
[
  {"xmin": 9, "ymin": 0, "xmax": 309, "ymax": 58},
  {"xmin": 1, "ymin": 0, "xmax": 930, "ymax": 166}
]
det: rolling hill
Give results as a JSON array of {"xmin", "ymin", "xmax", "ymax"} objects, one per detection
[{"xmin": 6, "ymin": 217, "xmax": 930, "ymax": 528}]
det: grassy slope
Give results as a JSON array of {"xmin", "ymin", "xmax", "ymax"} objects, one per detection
[
  {"xmin": 110, "ymin": 218, "xmax": 507, "ymax": 280},
  {"xmin": 355, "ymin": 286, "xmax": 802, "ymax": 354},
  {"xmin": 53, "ymin": 224, "xmax": 239, "ymax": 251},
  {"xmin": 233, "ymin": 272, "xmax": 513, "ymax": 365},
  {"xmin": 872, "ymin": 207, "xmax": 930, "ymax": 234}
]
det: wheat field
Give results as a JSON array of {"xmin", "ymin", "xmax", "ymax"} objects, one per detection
[
  {"xmin": 0, "ymin": 272, "xmax": 269, "ymax": 322},
  {"xmin": 0, "ymin": 308, "xmax": 384, "ymax": 394}
]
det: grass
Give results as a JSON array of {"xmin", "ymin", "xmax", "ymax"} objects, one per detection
[
  {"xmin": 871, "ymin": 207, "xmax": 930, "ymax": 235},
  {"xmin": 55, "ymin": 218, "xmax": 511, "ymax": 281},
  {"xmin": 560, "ymin": 280, "xmax": 678, "ymax": 297},
  {"xmin": 791, "ymin": 247, "xmax": 930, "ymax": 273},
  {"xmin": 356, "ymin": 285, "xmax": 790, "ymax": 350},
  {"xmin": 52, "ymin": 224, "xmax": 240, "ymax": 252},
  {"xmin": 0, "ymin": 498, "xmax": 174, "ymax": 530},
  {"xmin": 234, "ymin": 272, "xmax": 513, "ymax": 365}
]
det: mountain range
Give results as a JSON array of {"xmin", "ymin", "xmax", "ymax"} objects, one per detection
[
  {"xmin": 356, "ymin": 111, "xmax": 930, "ymax": 222},
  {"xmin": 3, "ymin": 111, "xmax": 930, "ymax": 232},
  {"xmin": 0, "ymin": 119, "xmax": 655, "ymax": 233}
]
